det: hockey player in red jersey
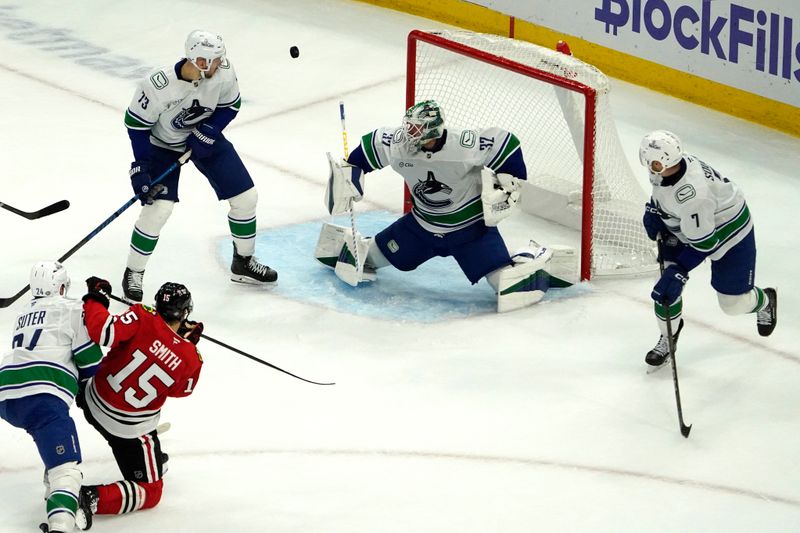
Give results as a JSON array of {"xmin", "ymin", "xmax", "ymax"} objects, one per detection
[{"xmin": 76, "ymin": 276, "xmax": 203, "ymax": 518}]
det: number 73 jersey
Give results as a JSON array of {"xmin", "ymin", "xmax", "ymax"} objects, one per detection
[{"xmin": 82, "ymin": 300, "xmax": 203, "ymax": 439}]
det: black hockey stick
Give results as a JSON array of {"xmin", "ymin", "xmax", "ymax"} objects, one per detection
[
  {"xmin": 107, "ymin": 294, "xmax": 335, "ymax": 386},
  {"xmin": 657, "ymin": 236, "xmax": 692, "ymax": 438},
  {"xmin": 0, "ymin": 199, "xmax": 70, "ymax": 220},
  {"xmin": 0, "ymin": 152, "xmax": 191, "ymax": 309}
]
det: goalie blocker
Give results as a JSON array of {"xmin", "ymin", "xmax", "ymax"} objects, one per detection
[{"xmin": 315, "ymin": 222, "xmax": 576, "ymax": 311}]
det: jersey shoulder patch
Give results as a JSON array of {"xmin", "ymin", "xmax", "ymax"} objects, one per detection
[
  {"xmin": 149, "ymin": 70, "xmax": 170, "ymax": 90},
  {"xmin": 674, "ymin": 184, "xmax": 697, "ymax": 203}
]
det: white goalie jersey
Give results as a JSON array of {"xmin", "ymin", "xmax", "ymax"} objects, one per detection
[
  {"xmin": 357, "ymin": 127, "xmax": 524, "ymax": 233},
  {"xmin": 123, "ymin": 59, "xmax": 241, "ymax": 151},
  {"xmin": 650, "ymin": 155, "xmax": 752, "ymax": 261}
]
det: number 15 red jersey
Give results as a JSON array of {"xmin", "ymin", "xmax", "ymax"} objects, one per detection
[{"xmin": 82, "ymin": 300, "xmax": 203, "ymax": 438}]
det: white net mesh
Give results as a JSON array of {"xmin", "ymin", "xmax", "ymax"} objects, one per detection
[{"xmin": 410, "ymin": 30, "xmax": 657, "ymax": 278}]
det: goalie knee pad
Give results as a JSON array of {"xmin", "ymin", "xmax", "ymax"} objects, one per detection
[
  {"xmin": 46, "ymin": 461, "xmax": 82, "ymax": 532},
  {"xmin": 717, "ymin": 290, "xmax": 757, "ymax": 315}
]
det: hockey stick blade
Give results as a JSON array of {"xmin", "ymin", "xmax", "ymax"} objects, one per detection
[
  {"xmin": 0, "ymin": 199, "xmax": 70, "ymax": 220},
  {"xmin": 681, "ymin": 423, "xmax": 692, "ymax": 438},
  {"xmin": 0, "ymin": 153, "xmax": 191, "ymax": 309}
]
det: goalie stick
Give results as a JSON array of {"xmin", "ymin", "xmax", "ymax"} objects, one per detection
[
  {"xmin": 339, "ymin": 100, "xmax": 363, "ymax": 275},
  {"xmin": 657, "ymin": 236, "xmax": 692, "ymax": 438},
  {"xmin": 107, "ymin": 293, "xmax": 335, "ymax": 386},
  {"xmin": 0, "ymin": 199, "xmax": 70, "ymax": 220},
  {"xmin": 0, "ymin": 152, "xmax": 191, "ymax": 309}
]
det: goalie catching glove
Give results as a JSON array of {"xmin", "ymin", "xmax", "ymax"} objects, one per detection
[
  {"xmin": 324, "ymin": 152, "xmax": 364, "ymax": 215},
  {"xmin": 481, "ymin": 168, "xmax": 522, "ymax": 226}
]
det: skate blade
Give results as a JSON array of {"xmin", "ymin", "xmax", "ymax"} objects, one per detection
[
  {"xmin": 646, "ymin": 361, "xmax": 670, "ymax": 375},
  {"xmin": 230, "ymin": 275, "xmax": 277, "ymax": 287}
]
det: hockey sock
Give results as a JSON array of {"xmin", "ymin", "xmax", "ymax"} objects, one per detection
[
  {"xmin": 46, "ymin": 462, "xmax": 81, "ymax": 533},
  {"xmin": 655, "ymin": 297, "xmax": 682, "ymax": 336},
  {"xmin": 228, "ymin": 188, "xmax": 258, "ymax": 256},
  {"xmin": 750, "ymin": 287, "xmax": 769, "ymax": 313},
  {"xmin": 94, "ymin": 479, "xmax": 163, "ymax": 514},
  {"xmin": 127, "ymin": 201, "xmax": 174, "ymax": 271}
]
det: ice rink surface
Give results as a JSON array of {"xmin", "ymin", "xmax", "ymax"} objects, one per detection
[{"xmin": 1, "ymin": 1, "xmax": 799, "ymax": 531}]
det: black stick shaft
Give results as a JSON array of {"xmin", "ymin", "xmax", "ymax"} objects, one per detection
[
  {"xmin": 657, "ymin": 236, "xmax": 692, "ymax": 438},
  {"xmin": 107, "ymin": 294, "xmax": 334, "ymax": 386},
  {"xmin": 0, "ymin": 153, "xmax": 190, "ymax": 309}
]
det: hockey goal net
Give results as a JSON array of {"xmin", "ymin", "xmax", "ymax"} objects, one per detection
[{"xmin": 406, "ymin": 30, "xmax": 657, "ymax": 280}]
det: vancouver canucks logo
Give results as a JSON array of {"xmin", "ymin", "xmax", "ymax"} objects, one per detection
[
  {"xmin": 171, "ymin": 99, "xmax": 213, "ymax": 130},
  {"xmin": 413, "ymin": 171, "xmax": 453, "ymax": 209}
]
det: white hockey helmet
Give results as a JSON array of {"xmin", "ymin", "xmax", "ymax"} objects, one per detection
[
  {"xmin": 402, "ymin": 100, "xmax": 445, "ymax": 153},
  {"xmin": 30, "ymin": 260, "xmax": 70, "ymax": 298},
  {"xmin": 185, "ymin": 30, "xmax": 226, "ymax": 72},
  {"xmin": 639, "ymin": 130, "xmax": 684, "ymax": 176}
]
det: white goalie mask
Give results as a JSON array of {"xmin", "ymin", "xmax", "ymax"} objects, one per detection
[
  {"xmin": 30, "ymin": 260, "xmax": 70, "ymax": 298},
  {"xmin": 401, "ymin": 100, "xmax": 445, "ymax": 153},
  {"xmin": 639, "ymin": 130, "xmax": 683, "ymax": 182},
  {"xmin": 185, "ymin": 30, "xmax": 226, "ymax": 75}
]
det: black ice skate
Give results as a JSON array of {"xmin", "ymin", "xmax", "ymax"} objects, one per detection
[
  {"xmin": 645, "ymin": 318, "xmax": 684, "ymax": 369},
  {"xmin": 122, "ymin": 267, "xmax": 144, "ymax": 303},
  {"xmin": 76, "ymin": 485, "xmax": 97, "ymax": 530},
  {"xmin": 757, "ymin": 288, "xmax": 777, "ymax": 337},
  {"xmin": 230, "ymin": 244, "xmax": 277, "ymax": 285}
]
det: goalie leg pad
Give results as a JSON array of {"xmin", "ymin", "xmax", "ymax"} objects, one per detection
[
  {"xmin": 545, "ymin": 244, "xmax": 577, "ymax": 287},
  {"xmin": 487, "ymin": 247, "xmax": 553, "ymax": 313},
  {"xmin": 315, "ymin": 222, "xmax": 349, "ymax": 269},
  {"xmin": 334, "ymin": 228, "xmax": 375, "ymax": 287}
]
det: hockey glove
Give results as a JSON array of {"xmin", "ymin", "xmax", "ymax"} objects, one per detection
[
  {"xmin": 83, "ymin": 276, "xmax": 112, "ymax": 308},
  {"xmin": 178, "ymin": 320, "xmax": 204, "ymax": 345},
  {"xmin": 481, "ymin": 169, "xmax": 521, "ymax": 226},
  {"xmin": 186, "ymin": 123, "xmax": 219, "ymax": 160},
  {"xmin": 130, "ymin": 161, "xmax": 164, "ymax": 205},
  {"xmin": 643, "ymin": 201, "xmax": 667, "ymax": 241},
  {"xmin": 651, "ymin": 264, "xmax": 688, "ymax": 305}
]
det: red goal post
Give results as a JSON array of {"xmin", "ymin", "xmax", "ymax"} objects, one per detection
[{"xmin": 405, "ymin": 30, "xmax": 657, "ymax": 280}]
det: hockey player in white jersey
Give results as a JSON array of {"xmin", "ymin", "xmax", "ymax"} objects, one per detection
[
  {"xmin": 318, "ymin": 100, "xmax": 571, "ymax": 312},
  {"xmin": 639, "ymin": 130, "xmax": 777, "ymax": 367},
  {"xmin": 0, "ymin": 261, "xmax": 101, "ymax": 532},
  {"xmin": 122, "ymin": 30, "xmax": 276, "ymax": 302}
]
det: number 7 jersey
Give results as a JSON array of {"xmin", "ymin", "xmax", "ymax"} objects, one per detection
[{"xmin": 82, "ymin": 300, "xmax": 203, "ymax": 439}]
